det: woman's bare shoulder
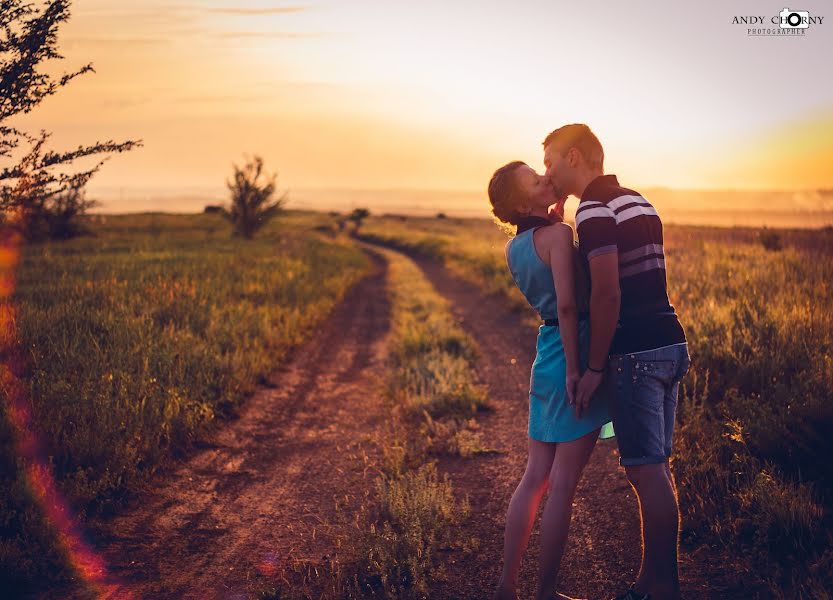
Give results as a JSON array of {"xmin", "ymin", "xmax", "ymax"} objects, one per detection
[{"xmin": 537, "ymin": 222, "xmax": 574, "ymax": 246}]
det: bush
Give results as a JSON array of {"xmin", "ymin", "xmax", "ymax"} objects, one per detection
[
  {"xmin": 22, "ymin": 180, "xmax": 100, "ymax": 241},
  {"xmin": 758, "ymin": 228, "xmax": 782, "ymax": 251},
  {"xmin": 221, "ymin": 155, "xmax": 286, "ymax": 239}
]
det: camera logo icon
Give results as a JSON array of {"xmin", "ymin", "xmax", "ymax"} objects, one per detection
[{"xmin": 780, "ymin": 7, "xmax": 810, "ymax": 28}]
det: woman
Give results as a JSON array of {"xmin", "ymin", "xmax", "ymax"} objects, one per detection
[{"xmin": 488, "ymin": 161, "xmax": 614, "ymax": 600}]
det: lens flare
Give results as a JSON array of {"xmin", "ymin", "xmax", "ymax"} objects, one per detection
[
  {"xmin": 256, "ymin": 550, "xmax": 280, "ymax": 577},
  {"xmin": 1, "ymin": 208, "xmax": 131, "ymax": 599}
]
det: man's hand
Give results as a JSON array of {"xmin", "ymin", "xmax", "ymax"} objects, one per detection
[{"xmin": 574, "ymin": 369, "xmax": 604, "ymax": 418}]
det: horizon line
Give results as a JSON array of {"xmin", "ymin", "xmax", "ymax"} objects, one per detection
[{"xmin": 87, "ymin": 183, "xmax": 833, "ymax": 196}]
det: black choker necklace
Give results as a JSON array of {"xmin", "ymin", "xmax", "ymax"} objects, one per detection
[{"xmin": 515, "ymin": 215, "xmax": 552, "ymax": 235}]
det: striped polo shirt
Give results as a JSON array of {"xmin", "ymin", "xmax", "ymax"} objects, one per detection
[{"xmin": 575, "ymin": 174, "xmax": 686, "ymax": 355}]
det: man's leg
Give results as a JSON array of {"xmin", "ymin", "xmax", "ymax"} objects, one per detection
[
  {"xmin": 610, "ymin": 348, "xmax": 683, "ymax": 600},
  {"xmin": 658, "ymin": 346, "xmax": 690, "ymax": 595},
  {"xmin": 663, "ymin": 456, "xmax": 681, "ymax": 595},
  {"xmin": 624, "ymin": 463, "xmax": 680, "ymax": 600},
  {"xmin": 662, "ymin": 381, "xmax": 680, "ymax": 497}
]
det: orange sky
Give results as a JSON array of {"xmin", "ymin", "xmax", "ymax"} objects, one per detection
[{"xmin": 14, "ymin": 0, "xmax": 833, "ymax": 205}]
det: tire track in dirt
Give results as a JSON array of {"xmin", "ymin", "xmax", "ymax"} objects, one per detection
[
  {"xmin": 46, "ymin": 247, "xmax": 393, "ymax": 600},
  {"xmin": 39, "ymin": 237, "xmax": 730, "ymax": 600},
  {"xmin": 379, "ymin": 245, "xmax": 722, "ymax": 600}
]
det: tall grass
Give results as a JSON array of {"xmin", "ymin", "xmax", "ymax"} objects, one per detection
[
  {"xmin": 339, "ymin": 245, "xmax": 487, "ymax": 599},
  {"xmin": 668, "ymin": 229, "xmax": 833, "ymax": 597},
  {"xmin": 0, "ymin": 211, "xmax": 372, "ymax": 588},
  {"xmin": 358, "ymin": 215, "xmax": 833, "ymax": 597}
]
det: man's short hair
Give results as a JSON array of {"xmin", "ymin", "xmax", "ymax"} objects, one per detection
[{"xmin": 543, "ymin": 124, "xmax": 604, "ymax": 171}]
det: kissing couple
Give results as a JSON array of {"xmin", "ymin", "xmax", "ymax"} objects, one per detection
[{"xmin": 488, "ymin": 124, "xmax": 691, "ymax": 600}]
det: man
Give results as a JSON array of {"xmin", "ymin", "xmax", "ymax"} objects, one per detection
[{"xmin": 543, "ymin": 124, "xmax": 691, "ymax": 600}]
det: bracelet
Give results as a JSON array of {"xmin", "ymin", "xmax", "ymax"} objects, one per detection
[{"xmin": 587, "ymin": 364, "xmax": 605, "ymax": 373}]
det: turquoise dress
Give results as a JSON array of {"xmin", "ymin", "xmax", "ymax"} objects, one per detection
[{"xmin": 505, "ymin": 217, "xmax": 615, "ymax": 442}]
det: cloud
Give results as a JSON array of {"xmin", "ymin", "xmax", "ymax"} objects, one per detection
[
  {"xmin": 72, "ymin": 4, "xmax": 311, "ymax": 28},
  {"xmin": 203, "ymin": 6, "xmax": 310, "ymax": 16},
  {"xmin": 211, "ymin": 31, "xmax": 326, "ymax": 39},
  {"xmin": 96, "ymin": 96, "xmax": 156, "ymax": 110},
  {"xmin": 173, "ymin": 93, "xmax": 267, "ymax": 104},
  {"xmin": 63, "ymin": 36, "xmax": 170, "ymax": 47},
  {"xmin": 70, "ymin": 4, "xmax": 320, "ymax": 44}
]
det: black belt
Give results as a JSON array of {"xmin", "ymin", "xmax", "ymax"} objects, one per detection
[{"xmin": 543, "ymin": 313, "xmax": 590, "ymax": 327}]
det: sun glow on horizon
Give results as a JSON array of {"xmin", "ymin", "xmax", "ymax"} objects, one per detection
[{"xmin": 13, "ymin": 0, "xmax": 833, "ymax": 207}]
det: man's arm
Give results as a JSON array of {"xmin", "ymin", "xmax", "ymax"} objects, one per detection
[
  {"xmin": 573, "ymin": 252, "xmax": 620, "ymax": 416},
  {"xmin": 586, "ymin": 251, "xmax": 620, "ymax": 370},
  {"xmin": 573, "ymin": 201, "xmax": 620, "ymax": 415}
]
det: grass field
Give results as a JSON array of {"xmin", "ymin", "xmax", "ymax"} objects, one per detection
[
  {"xmin": 357, "ymin": 214, "xmax": 833, "ymax": 598},
  {"xmin": 0, "ymin": 211, "xmax": 372, "ymax": 588},
  {"xmin": 3, "ymin": 210, "xmax": 832, "ymax": 597}
]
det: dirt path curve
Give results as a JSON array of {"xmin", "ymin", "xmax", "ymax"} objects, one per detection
[
  {"xmin": 387, "ymin": 247, "xmax": 720, "ymax": 600},
  {"xmin": 52, "ymin": 248, "xmax": 393, "ymax": 600}
]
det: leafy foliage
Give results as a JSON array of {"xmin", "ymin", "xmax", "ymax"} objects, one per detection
[
  {"xmin": 221, "ymin": 154, "xmax": 287, "ymax": 239},
  {"xmin": 0, "ymin": 0, "xmax": 141, "ymax": 240}
]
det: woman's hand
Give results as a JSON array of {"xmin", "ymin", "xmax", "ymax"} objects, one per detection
[
  {"xmin": 547, "ymin": 198, "xmax": 567, "ymax": 223},
  {"xmin": 575, "ymin": 369, "xmax": 604, "ymax": 418},
  {"xmin": 566, "ymin": 369, "xmax": 581, "ymax": 409}
]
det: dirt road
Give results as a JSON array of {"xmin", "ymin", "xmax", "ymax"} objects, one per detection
[
  {"xmin": 51, "ymin": 248, "xmax": 392, "ymax": 600},
  {"xmin": 41, "ymin": 241, "xmax": 727, "ymax": 599}
]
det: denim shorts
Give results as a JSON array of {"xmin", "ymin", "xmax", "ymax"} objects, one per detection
[{"xmin": 606, "ymin": 343, "xmax": 691, "ymax": 467}]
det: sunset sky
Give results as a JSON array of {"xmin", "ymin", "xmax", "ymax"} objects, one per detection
[{"xmin": 15, "ymin": 0, "xmax": 833, "ymax": 212}]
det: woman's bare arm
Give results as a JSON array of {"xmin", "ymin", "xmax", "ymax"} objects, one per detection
[{"xmin": 543, "ymin": 224, "xmax": 582, "ymax": 412}]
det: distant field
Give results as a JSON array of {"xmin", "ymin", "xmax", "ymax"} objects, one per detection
[
  {"xmin": 357, "ymin": 213, "xmax": 833, "ymax": 597},
  {"xmin": 89, "ymin": 186, "xmax": 833, "ymax": 229},
  {"xmin": 0, "ymin": 211, "xmax": 371, "ymax": 587}
]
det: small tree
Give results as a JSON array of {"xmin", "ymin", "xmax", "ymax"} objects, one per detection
[
  {"xmin": 221, "ymin": 155, "xmax": 286, "ymax": 239},
  {"xmin": 0, "ymin": 1, "xmax": 141, "ymax": 240},
  {"xmin": 347, "ymin": 207, "xmax": 370, "ymax": 232}
]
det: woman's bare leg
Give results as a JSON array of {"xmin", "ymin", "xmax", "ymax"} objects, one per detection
[
  {"xmin": 495, "ymin": 437, "xmax": 557, "ymax": 600},
  {"xmin": 534, "ymin": 428, "xmax": 600, "ymax": 600}
]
